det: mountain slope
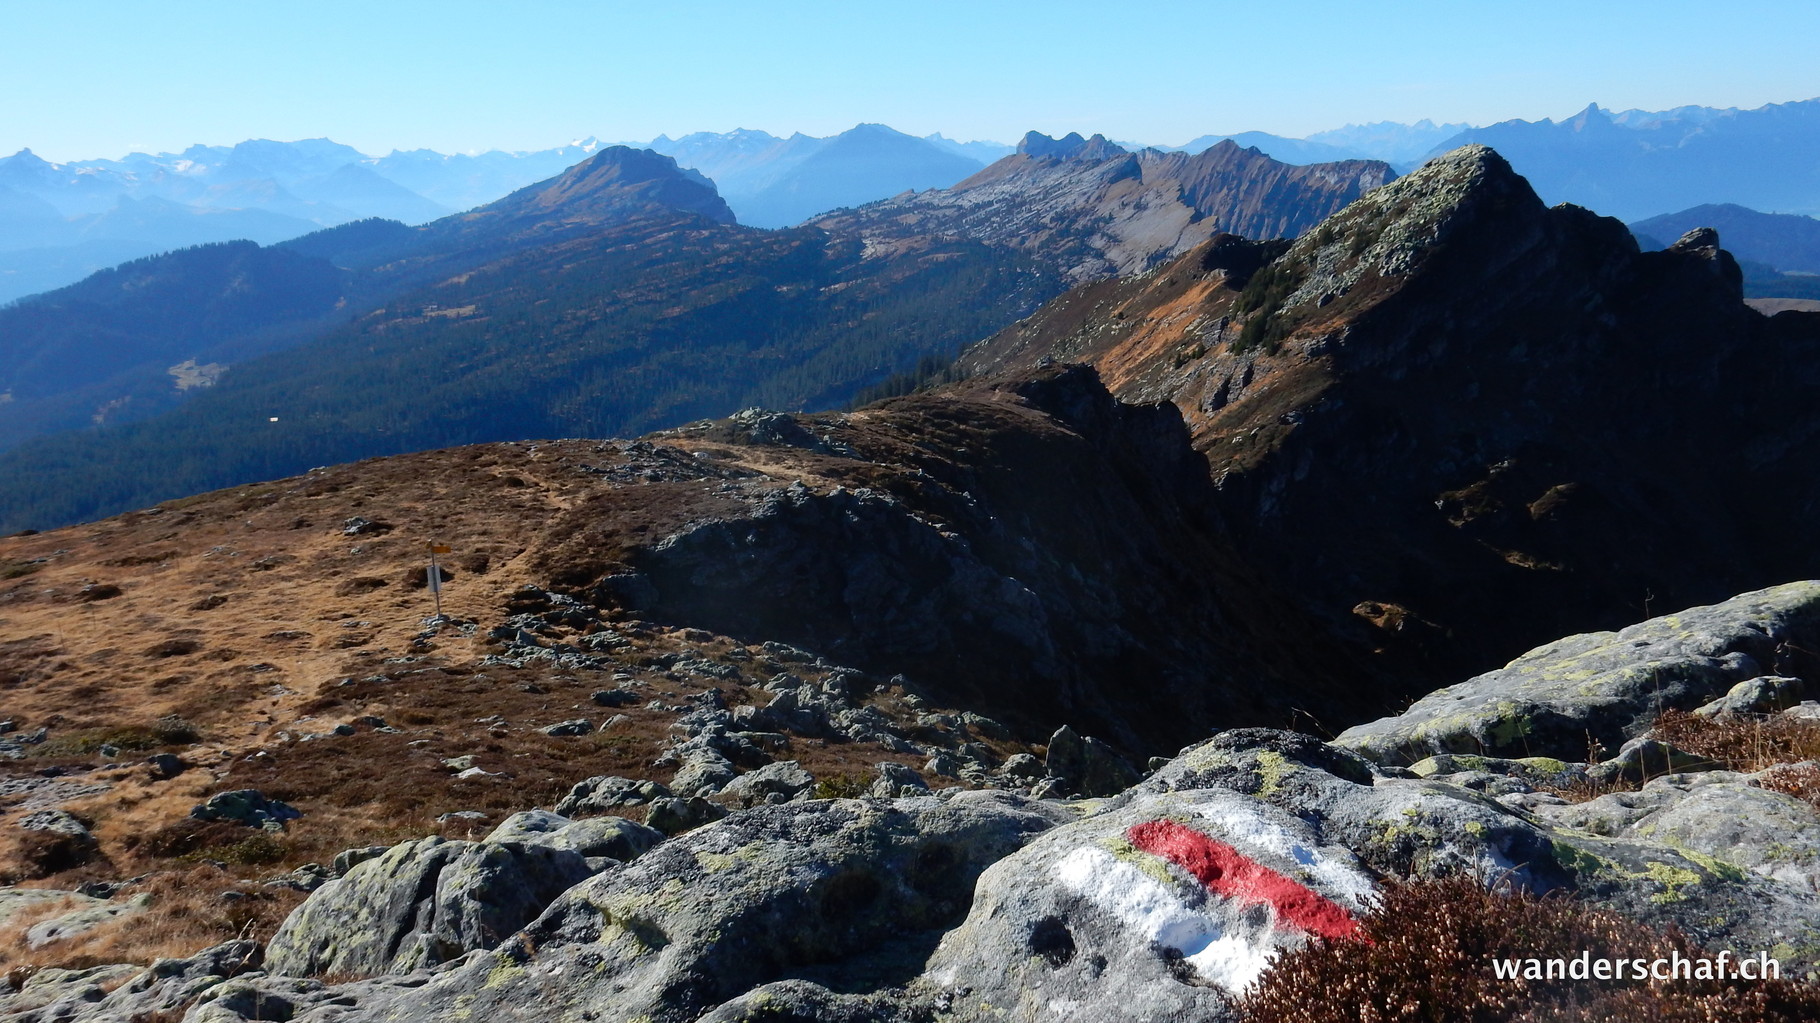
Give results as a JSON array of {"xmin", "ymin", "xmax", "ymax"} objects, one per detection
[
  {"xmin": 0, "ymin": 242, "xmax": 353, "ymax": 448},
  {"xmin": 812, "ymin": 133, "xmax": 1396, "ymax": 282},
  {"xmin": 0, "ymin": 146, "xmax": 1060, "ymax": 532},
  {"xmin": 962, "ymin": 144, "xmax": 1820, "ymax": 704}
]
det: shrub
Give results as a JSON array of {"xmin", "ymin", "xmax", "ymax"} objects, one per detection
[
  {"xmin": 812, "ymin": 772, "xmax": 871, "ymax": 799},
  {"xmin": 1240, "ymin": 875, "xmax": 1820, "ymax": 1022}
]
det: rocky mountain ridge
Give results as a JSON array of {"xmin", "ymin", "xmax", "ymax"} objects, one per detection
[
  {"xmin": 961, "ymin": 144, "xmax": 1820, "ymax": 705},
  {"xmin": 812, "ymin": 134, "xmax": 1395, "ymax": 282}
]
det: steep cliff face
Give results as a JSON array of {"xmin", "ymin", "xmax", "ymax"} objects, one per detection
[
  {"xmin": 810, "ymin": 136, "xmax": 1394, "ymax": 282},
  {"xmin": 532, "ymin": 364, "xmax": 1370, "ymax": 751},
  {"xmin": 964, "ymin": 145, "xmax": 1820, "ymax": 703}
]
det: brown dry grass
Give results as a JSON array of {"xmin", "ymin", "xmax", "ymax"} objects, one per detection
[
  {"xmin": 0, "ymin": 436, "xmax": 1029, "ymax": 972},
  {"xmin": 1651, "ymin": 708, "xmax": 1820, "ymax": 774},
  {"xmin": 0, "ymin": 866, "xmax": 297, "ymax": 976}
]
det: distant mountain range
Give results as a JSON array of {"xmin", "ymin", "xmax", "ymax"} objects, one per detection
[
  {"xmin": 0, "ymin": 128, "xmax": 1007, "ymax": 304},
  {"xmin": 0, "ymin": 137, "xmax": 1390, "ymax": 531},
  {"xmin": 1434, "ymin": 97, "xmax": 1820, "ymax": 220},
  {"xmin": 647, "ymin": 124, "xmax": 1002, "ymax": 228},
  {"xmin": 8, "ymin": 96, "xmax": 1820, "ymax": 304}
]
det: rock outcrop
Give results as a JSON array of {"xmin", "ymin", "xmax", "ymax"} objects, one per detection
[{"xmin": 962, "ymin": 144, "xmax": 1820, "ymax": 708}]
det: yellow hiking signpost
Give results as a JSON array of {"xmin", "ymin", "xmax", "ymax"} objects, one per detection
[{"xmin": 428, "ymin": 543, "xmax": 452, "ymax": 618}]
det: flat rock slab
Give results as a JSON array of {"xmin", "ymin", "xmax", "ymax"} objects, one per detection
[{"xmin": 1337, "ymin": 582, "xmax": 1820, "ymax": 765}]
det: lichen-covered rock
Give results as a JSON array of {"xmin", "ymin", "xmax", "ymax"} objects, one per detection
[
  {"xmin": 554, "ymin": 773, "xmax": 674, "ymax": 815},
  {"xmin": 923, "ymin": 787, "xmax": 1377, "ymax": 1021},
  {"xmin": 1336, "ymin": 582, "xmax": 1820, "ymax": 765},
  {"xmin": 1408, "ymin": 752, "xmax": 1589, "ymax": 791},
  {"xmin": 227, "ymin": 793, "xmax": 1067, "ymax": 1023},
  {"xmin": 263, "ymin": 829, "xmax": 601, "ymax": 977},
  {"xmin": 1531, "ymin": 770, "xmax": 1820, "ymax": 890},
  {"xmin": 0, "ymin": 940, "xmax": 258, "ymax": 1023},
  {"xmin": 719, "ymin": 760, "xmax": 815, "ymax": 807}
]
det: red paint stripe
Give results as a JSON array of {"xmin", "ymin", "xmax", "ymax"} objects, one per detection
[{"xmin": 1127, "ymin": 819, "xmax": 1362, "ymax": 941}]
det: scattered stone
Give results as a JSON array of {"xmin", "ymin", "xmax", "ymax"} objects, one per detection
[
  {"xmin": 441, "ymin": 755, "xmax": 477, "ymax": 772},
  {"xmin": 960, "ymin": 712, "xmax": 1011, "ymax": 740},
  {"xmin": 670, "ymin": 748, "xmax": 737, "ymax": 797},
  {"xmin": 541, "ymin": 718, "xmax": 594, "ymax": 737},
  {"xmin": 19, "ymin": 809, "xmax": 93, "ymax": 840},
  {"xmin": 486, "ymin": 809, "xmax": 664, "ymax": 862},
  {"xmin": 342, "ymin": 516, "xmax": 391, "ymax": 536},
  {"xmin": 925, "ymin": 754, "xmax": 960, "ymax": 778},
  {"xmin": 263, "ymin": 863, "xmax": 333, "ymax": 893},
  {"xmin": 870, "ymin": 761, "xmax": 931, "ymax": 799},
  {"xmin": 1000, "ymin": 752, "xmax": 1044, "ymax": 780},
  {"xmin": 591, "ymin": 688, "xmax": 641, "ymax": 707},
  {"xmin": 190, "ymin": 790, "xmax": 301, "ymax": 829},
  {"xmin": 332, "ymin": 845, "xmax": 390, "ymax": 877}
]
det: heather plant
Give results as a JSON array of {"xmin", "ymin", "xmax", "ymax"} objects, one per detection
[{"xmin": 1240, "ymin": 875, "xmax": 1820, "ymax": 1022}]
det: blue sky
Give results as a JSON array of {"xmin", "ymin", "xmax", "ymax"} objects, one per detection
[{"xmin": 5, "ymin": 0, "xmax": 1819, "ymax": 161}]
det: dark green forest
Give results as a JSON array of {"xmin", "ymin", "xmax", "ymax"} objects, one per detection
[{"xmin": 0, "ymin": 212, "xmax": 1058, "ymax": 532}]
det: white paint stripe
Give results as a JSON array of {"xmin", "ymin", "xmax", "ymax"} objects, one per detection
[{"xmin": 1054, "ymin": 845, "xmax": 1280, "ymax": 992}]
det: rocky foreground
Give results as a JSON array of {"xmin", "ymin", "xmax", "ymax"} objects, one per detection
[{"xmin": 5, "ymin": 582, "xmax": 1820, "ymax": 1021}]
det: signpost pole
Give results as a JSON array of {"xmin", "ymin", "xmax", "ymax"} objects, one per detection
[{"xmin": 428, "ymin": 542, "xmax": 448, "ymax": 619}]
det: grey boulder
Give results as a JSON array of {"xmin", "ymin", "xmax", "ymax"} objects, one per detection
[
  {"xmin": 719, "ymin": 760, "xmax": 815, "ymax": 807},
  {"xmin": 263, "ymin": 828, "xmax": 601, "ymax": 977},
  {"xmin": 554, "ymin": 773, "xmax": 674, "ymax": 815}
]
